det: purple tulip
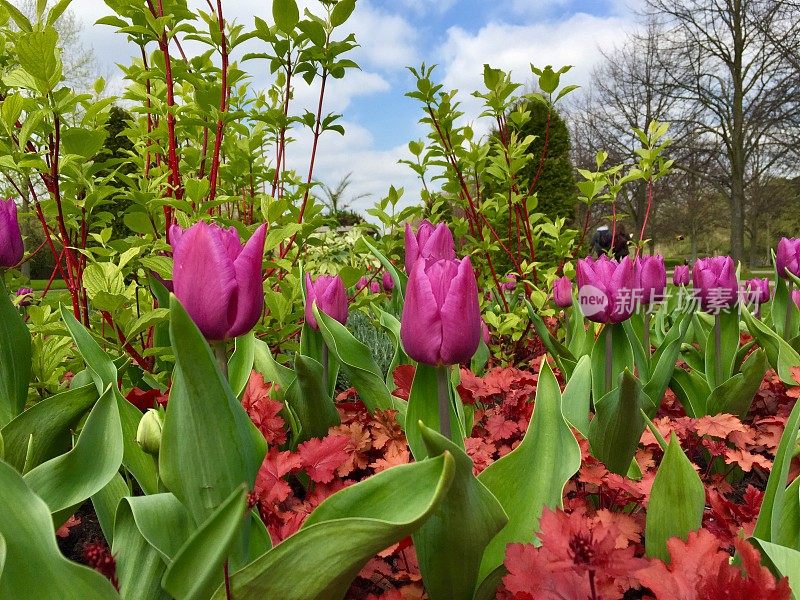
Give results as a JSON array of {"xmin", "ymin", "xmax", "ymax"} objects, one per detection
[
  {"xmin": 744, "ymin": 278, "xmax": 770, "ymax": 305},
  {"xmin": 792, "ymin": 289, "xmax": 800, "ymax": 310},
  {"xmin": 552, "ymin": 276, "xmax": 573, "ymax": 308},
  {"xmin": 692, "ymin": 256, "xmax": 739, "ymax": 312},
  {"xmin": 404, "ymin": 220, "xmax": 455, "ymax": 274},
  {"xmin": 481, "ymin": 319, "xmax": 491, "ymax": 345},
  {"xmin": 673, "ymin": 265, "xmax": 690, "ymax": 286},
  {"xmin": 401, "ymin": 256, "xmax": 480, "ymax": 366},
  {"xmin": 777, "ymin": 238, "xmax": 800, "ymax": 279},
  {"xmin": 170, "ymin": 221, "xmax": 266, "ymax": 340},
  {"xmin": 635, "ymin": 255, "xmax": 666, "ymax": 304},
  {"xmin": 16, "ymin": 287, "xmax": 33, "ymax": 307},
  {"xmin": 0, "ymin": 198, "xmax": 23, "ymax": 268},
  {"xmin": 356, "ymin": 276, "xmax": 368, "ymax": 291},
  {"xmin": 575, "ymin": 255, "xmax": 636, "ymax": 323},
  {"xmin": 305, "ymin": 274, "xmax": 348, "ymax": 330},
  {"xmin": 369, "ymin": 280, "xmax": 381, "ymax": 294},
  {"xmin": 382, "ymin": 271, "xmax": 394, "ymax": 291},
  {"xmin": 501, "ymin": 273, "xmax": 517, "ymax": 291}
]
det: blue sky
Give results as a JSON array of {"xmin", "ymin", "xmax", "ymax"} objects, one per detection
[{"xmin": 73, "ymin": 0, "xmax": 637, "ymax": 212}]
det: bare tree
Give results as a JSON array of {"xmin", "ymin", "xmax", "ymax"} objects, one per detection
[
  {"xmin": 643, "ymin": 0, "xmax": 800, "ymax": 262},
  {"xmin": 319, "ymin": 172, "xmax": 369, "ymax": 216}
]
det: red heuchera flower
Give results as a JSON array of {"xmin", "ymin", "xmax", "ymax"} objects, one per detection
[
  {"xmin": 82, "ymin": 540, "xmax": 118, "ymax": 589},
  {"xmin": 637, "ymin": 530, "xmax": 790, "ymax": 600},
  {"xmin": 125, "ymin": 387, "xmax": 168, "ymax": 411}
]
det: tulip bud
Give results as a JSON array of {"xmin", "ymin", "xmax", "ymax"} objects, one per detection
[
  {"xmin": 673, "ymin": 265, "xmax": 690, "ymax": 286},
  {"xmin": 15, "ymin": 287, "xmax": 33, "ymax": 307},
  {"xmin": 576, "ymin": 256, "xmax": 636, "ymax": 323},
  {"xmin": 635, "ymin": 255, "xmax": 666, "ymax": 304},
  {"xmin": 404, "ymin": 220, "xmax": 455, "ymax": 273},
  {"xmin": 552, "ymin": 276, "xmax": 573, "ymax": 308},
  {"xmin": 744, "ymin": 278, "xmax": 770, "ymax": 305},
  {"xmin": 369, "ymin": 280, "xmax": 381, "ymax": 294},
  {"xmin": 0, "ymin": 198, "xmax": 23, "ymax": 268},
  {"xmin": 481, "ymin": 319, "xmax": 491, "ymax": 345},
  {"xmin": 356, "ymin": 276, "xmax": 368, "ymax": 290},
  {"xmin": 170, "ymin": 222, "xmax": 266, "ymax": 340},
  {"xmin": 777, "ymin": 238, "xmax": 800, "ymax": 279},
  {"xmin": 792, "ymin": 289, "xmax": 800, "ymax": 310},
  {"xmin": 136, "ymin": 409, "xmax": 163, "ymax": 456},
  {"xmin": 305, "ymin": 274, "xmax": 348, "ymax": 330},
  {"xmin": 382, "ymin": 271, "xmax": 394, "ymax": 291},
  {"xmin": 692, "ymin": 256, "xmax": 739, "ymax": 312},
  {"xmin": 401, "ymin": 256, "xmax": 481, "ymax": 365},
  {"xmin": 501, "ymin": 273, "xmax": 517, "ymax": 291}
]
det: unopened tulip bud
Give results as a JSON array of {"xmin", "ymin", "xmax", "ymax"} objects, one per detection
[
  {"xmin": 776, "ymin": 238, "xmax": 800, "ymax": 279},
  {"xmin": 382, "ymin": 271, "xmax": 394, "ymax": 291},
  {"xmin": 635, "ymin": 255, "xmax": 666, "ymax": 304},
  {"xmin": 136, "ymin": 409, "xmax": 163, "ymax": 456},
  {"xmin": 673, "ymin": 265, "xmax": 690, "ymax": 286},
  {"xmin": 692, "ymin": 256, "xmax": 739, "ymax": 312},
  {"xmin": 305, "ymin": 274, "xmax": 348, "ymax": 330},
  {"xmin": 404, "ymin": 220, "xmax": 455, "ymax": 273},
  {"xmin": 552, "ymin": 276, "xmax": 572, "ymax": 308}
]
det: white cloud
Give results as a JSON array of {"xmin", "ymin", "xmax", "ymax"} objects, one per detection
[
  {"xmin": 396, "ymin": 0, "xmax": 457, "ymax": 16},
  {"xmin": 435, "ymin": 13, "xmax": 635, "ymax": 136}
]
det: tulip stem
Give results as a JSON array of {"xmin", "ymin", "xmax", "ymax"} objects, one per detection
[
  {"xmin": 321, "ymin": 341, "xmax": 329, "ymax": 395},
  {"xmin": 213, "ymin": 343, "xmax": 229, "ymax": 380},
  {"xmin": 436, "ymin": 365, "xmax": 451, "ymax": 440},
  {"xmin": 714, "ymin": 313, "xmax": 722, "ymax": 386},
  {"xmin": 604, "ymin": 326, "xmax": 613, "ymax": 395},
  {"xmin": 643, "ymin": 313, "xmax": 651, "ymax": 358},
  {"xmin": 786, "ymin": 281, "xmax": 794, "ymax": 339}
]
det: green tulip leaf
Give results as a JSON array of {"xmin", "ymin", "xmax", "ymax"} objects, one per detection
[
  {"xmin": 643, "ymin": 309, "xmax": 691, "ymax": 414},
  {"xmin": 588, "ymin": 369, "xmax": 648, "ymax": 476},
  {"xmin": 23, "ymin": 385, "xmax": 123, "ymax": 515},
  {"xmin": 113, "ymin": 497, "xmax": 171, "ymax": 600},
  {"xmin": 669, "ymin": 366, "xmax": 710, "ymax": 418},
  {"xmin": 743, "ymin": 306, "xmax": 800, "ymax": 385},
  {"xmin": 0, "ymin": 383, "xmax": 96, "ymax": 472},
  {"xmin": 751, "ymin": 538, "xmax": 800, "ymax": 594},
  {"xmin": 60, "ymin": 306, "xmax": 158, "ymax": 494},
  {"xmin": 561, "ymin": 355, "xmax": 591, "ymax": 437},
  {"xmin": 753, "ymin": 390, "xmax": 800, "ymax": 543},
  {"xmin": 372, "ymin": 306, "xmax": 410, "ymax": 386},
  {"xmin": 567, "ymin": 297, "xmax": 593, "ymax": 358},
  {"xmin": 0, "ymin": 460, "xmax": 119, "ymax": 599},
  {"xmin": 285, "ymin": 353, "xmax": 340, "ymax": 445},
  {"xmin": 644, "ymin": 432, "xmax": 705, "ymax": 562},
  {"xmin": 776, "ymin": 476, "xmax": 800, "ymax": 551},
  {"xmin": 216, "ymin": 453, "xmax": 455, "ymax": 600},
  {"xmin": 313, "ymin": 306, "xmax": 404, "ymax": 415},
  {"xmin": 300, "ymin": 323, "xmax": 339, "ymax": 396},
  {"xmin": 477, "ymin": 358, "xmax": 580, "ymax": 582},
  {"xmin": 706, "ymin": 348, "xmax": 767, "ymax": 417},
  {"xmin": 0, "ymin": 278, "xmax": 31, "ymax": 427},
  {"xmin": 160, "ymin": 296, "xmax": 266, "ymax": 530},
  {"xmin": 228, "ymin": 332, "xmax": 255, "ymax": 398},
  {"xmin": 116, "ymin": 493, "xmax": 194, "ymax": 563},
  {"xmin": 361, "ymin": 236, "xmax": 404, "ymax": 301},
  {"xmin": 252, "ymin": 338, "xmax": 294, "ymax": 391},
  {"xmin": 163, "ymin": 485, "xmax": 248, "ymax": 600},
  {"xmin": 413, "ymin": 423, "xmax": 507, "ymax": 600},
  {"xmin": 92, "ymin": 473, "xmax": 129, "ymax": 546}
]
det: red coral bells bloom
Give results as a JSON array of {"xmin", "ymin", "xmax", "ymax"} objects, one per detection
[
  {"xmin": 404, "ymin": 220, "xmax": 455, "ymax": 274},
  {"xmin": 776, "ymin": 237, "xmax": 800, "ymax": 279},
  {"xmin": 401, "ymin": 256, "xmax": 480, "ymax": 365},
  {"xmin": 693, "ymin": 256, "xmax": 739, "ymax": 312},
  {"xmin": 0, "ymin": 197, "xmax": 23, "ymax": 268},
  {"xmin": 305, "ymin": 274, "xmax": 348, "ymax": 330},
  {"xmin": 170, "ymin": 222, "xmax": 266, "ymax": 340},
  {"xmin": 576, "ymin": 255, "xmax": 636, "ymax": 323}
]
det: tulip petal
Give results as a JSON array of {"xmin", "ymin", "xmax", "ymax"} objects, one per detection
[
  {"xmin": 404, "ymin": 223, "xmax": 420, "ymax": 274},
  {"xmin": 172, "ymin": 221, "xmax": 236, "ymax": 340},
  {"xmin": 439, "ymin": 256, "xmax": 481, "ymax": 365},
  {"xmin": 227, "ymin": 224, "xmax": 266, "ymax": 338},
  {"xmin": 305, "ymin": 273, "xmax": 319, "ymax": 329},
  {"xmin": 401, "ymin": 259, "xmax": 443, "ymax": 365}
]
